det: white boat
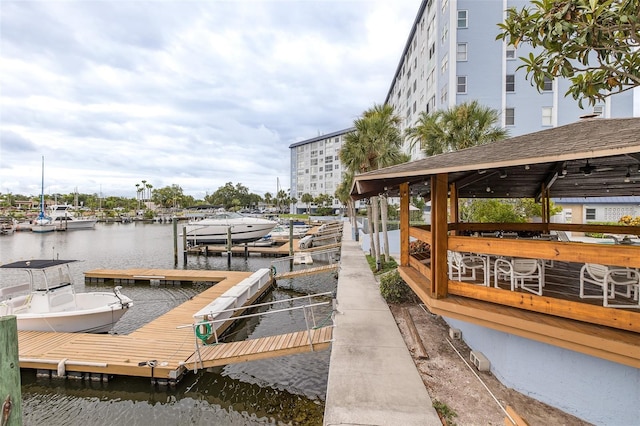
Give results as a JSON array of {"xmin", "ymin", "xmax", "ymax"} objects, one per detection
[
  {"xmin": 0, "ymin": 259, "xmax": 132, "ymax": 333},
  {"xmin": 183, "ymin": 211, "xmax": 277, "ymax": 245},
  {"xmin": 48, "ymin": 204, "xmax": 97, "ymax": 230},
  {"xmin": 268, "ymin": 224, "xmax": 310, "ymax": 240},
  {"xmin": 31, "ymin": 217, "xmax": 56, "ymax": 233}
]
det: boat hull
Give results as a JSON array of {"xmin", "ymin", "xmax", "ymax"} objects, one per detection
[
  {"xmin": 32, "ymin": 224, "xmax": 56, "ymax": 233},
  {"xmin": 53, "ymin": 218, "xmax": 97, "ymax": 230},
  {"xmin": 184, "ymin": 220, "xmax": 277, "ymax": 244},
  {"xmin": 2, "ymin": 292, "xmax": 132, "ymax": 333}
]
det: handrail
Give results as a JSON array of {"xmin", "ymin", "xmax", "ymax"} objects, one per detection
[{"xmin": 179, "ymin": 293, "xmax": 334, "ymax": 371}]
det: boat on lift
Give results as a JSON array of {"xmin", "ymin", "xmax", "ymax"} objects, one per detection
[
  {"xmin": 183, "ymin": 211, "xmax": 277, "ymax": 245},
  {"xmin": 0, "ymin": 259, "xmax": 133, "ymax": 333}
]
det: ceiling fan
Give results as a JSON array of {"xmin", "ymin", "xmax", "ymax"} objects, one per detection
[{"xmin": 578, "ymin": 159, "xmax": 614, "ymax": 175}]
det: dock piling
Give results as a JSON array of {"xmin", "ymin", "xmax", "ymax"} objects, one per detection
[{"xmin": 1, "ymin": 316, "xmax": 22, "ymax": 426}]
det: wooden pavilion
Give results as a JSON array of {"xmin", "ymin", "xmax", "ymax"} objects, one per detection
[{"xmin": 350, "ymin": 117, "xmax": 640, "ymax": 369}]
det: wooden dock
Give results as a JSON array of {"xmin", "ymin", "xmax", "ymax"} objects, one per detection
[
  {"xmin": 16, "ymin": 268, "xmax": 333, "ymax": 385},
  {"xmin": 185, "ymin": 326, "xmax": 333, "ymax": 370}
]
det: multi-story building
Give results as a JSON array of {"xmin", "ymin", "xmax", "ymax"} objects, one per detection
[
  {"xmin": 290, "ymin": 0, "xmax": 636, "ymax": 212},
  {"xmin": 387, "ymin": 0, "xmax": 636, "ymax": 157},
  {"xmin": 289, "ymin": 128, "xmax": 354, "ymax": 214}
]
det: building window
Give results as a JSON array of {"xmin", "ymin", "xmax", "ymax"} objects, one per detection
[
  {"xmin": 441, "ymin": 55, "xmax": 448, "ymax": 75},
  {"xmin": 441, "ymin": 24, "xmax": 448, "ymax": 45},
  {"xmin": 542, "ymin": 107, "xmax": 553, "ymax": 126},
  {"xmin": 543, "ymin": 76, "xmax": 553, "ymax": 91},
  {"xmin": 429, "ymin": 43, "xmax": 436, "ymax": 59},
  {"xmin": 457, "ymin": 10, "xmax": 468, "ymax": 28},
  {"xmin": 506, "ymin": 46, "xmax": 516, "ymax": 59},
  {"xmin": 457, "ymin": 76, "xmax": 467, "ymax": 94},
  {"xmin": 506, "ymin": 74, "xmax": 515, "ymax": 92},
  {"xmin": 593, "ymin": 105, "xmax": 604, "ymax": 116},
  {"xmin": 505, "ymin": 108, "xmax": 515, "ymax": 126},
  {"xmin": 440, "ymin": 86, "xmax": 448, "ymax": 104},
  {"xmin": 586, "ymin": 208, "xmax": 596, "ymax": 221},
  {"xmin": 456, "ymin": 43, "xmax": 467, "ymax": 61}
]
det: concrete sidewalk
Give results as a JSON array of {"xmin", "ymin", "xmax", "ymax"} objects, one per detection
[{"xmin": 323, "ymin": 222, "xmax": 441, "ymax": 426}]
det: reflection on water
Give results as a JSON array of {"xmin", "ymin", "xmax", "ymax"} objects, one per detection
[{"xmin": 1, "ymin": 223, "xmax": 336, "ymax": 425}]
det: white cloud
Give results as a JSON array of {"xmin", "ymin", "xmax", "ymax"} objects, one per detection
[{"xmin": 0, "ymin": 0, "xmax": 420, "ymax": 199}]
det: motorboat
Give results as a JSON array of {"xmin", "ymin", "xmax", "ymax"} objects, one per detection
[
  {"xmin": 267, "ymin": 224, "xmax": 310, "ymax": 240},
  {"xmin": 183, "ymin": 211, "xmax": 277, "ymax": 245},
  {"xmin": 48, "ymin": 204, "xmax": 97, "ymax": 230},
  {"xmin": 0, "ymin": 259, "xmax": 133, "ymax": 333}
]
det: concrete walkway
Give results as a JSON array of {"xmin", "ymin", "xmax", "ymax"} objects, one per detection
[{"xmin": 324, "ymin": 222, "xmax": 441, "ymax": 426}]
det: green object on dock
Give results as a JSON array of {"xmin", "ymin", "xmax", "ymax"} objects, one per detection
[{"xmin": 0, "ymin": 316, "xmax": 22, "ymax": 425}]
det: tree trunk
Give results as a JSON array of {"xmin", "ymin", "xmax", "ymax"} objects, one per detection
[
  {"xmin": 381, "ymin": 194, "xmax": 390, "ymax": 263},
  {"xmin": 367, "ymin": 199, "xmax": 377, "ymax": 261},
  {"xmin": 371, "ymin": 195, "xmax": 381, "ymax": 271}
]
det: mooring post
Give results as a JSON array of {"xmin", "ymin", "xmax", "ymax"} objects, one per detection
[
  {"xmin": 227, "ymin": 227, "xmax": 232, "ymax": 266},
  {"xmin": 0, "ymin": 316, "xmax": 23, "ymax": 425},
  {"xmin": 172, "ymin": 217, "xmax": 178, "ymax": 266},
  {"xmin": 182, "ymin": 227, "xmax": 188, "ymax": 265},
  {"xmin": 289, "ymin": 219, "xmax": 294, "ymax": 256}
]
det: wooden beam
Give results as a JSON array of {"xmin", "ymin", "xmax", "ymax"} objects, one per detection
[
  {"xmin": 449, "ymin": 182, "xmax": 458, "ymax": 235},
  {"xmin": 400, "ymin": 182, "xmax": 410, "ymax": 266},
  {"xmin": 448, "ymin": 235, "xmax": 640, "ymax": 269},
  {"xmin": 448, "ymin": 280, "xmax": 639, "ymax": 333},
  {"xmin": 432, "ymin": 174, "xmax": 449, "ymax": 298}
]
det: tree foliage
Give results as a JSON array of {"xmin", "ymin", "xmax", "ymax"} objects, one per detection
[
  {"xmin": 405, "ymin": 101, "xmax": 508, "ymax": 156},
  {"xmin": 497, "ymin": 0, "xmax": 640, "ymax": 107},
  {"xmin": 204, "ymin": 182, "xmax": 262, "ymax": 211}
]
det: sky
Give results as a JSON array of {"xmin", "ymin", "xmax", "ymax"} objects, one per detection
[{"xmin": 0, "ymin": 0, "xmax": 419, "ymax": 200}]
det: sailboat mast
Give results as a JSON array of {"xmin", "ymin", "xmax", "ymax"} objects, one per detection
[{"xmin": 39, "ymin": 156, "xmax": 45, "ymax": 219}]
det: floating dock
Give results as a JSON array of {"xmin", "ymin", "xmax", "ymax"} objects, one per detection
[{"xmin": 17, "ymin": 268, "xmax": 333, "ymax": 386}]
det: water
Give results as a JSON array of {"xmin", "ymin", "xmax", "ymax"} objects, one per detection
[{"xmin": 0, "ymin": 223, "xmax": 336, "ymax": 425}]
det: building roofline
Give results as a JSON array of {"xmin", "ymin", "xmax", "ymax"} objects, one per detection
[{"xmin": 288, "ymin": 127, "xmax": 355, "ymax": 149}]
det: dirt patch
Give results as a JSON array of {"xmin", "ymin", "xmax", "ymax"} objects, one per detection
[{"xmin": 389, "ymin": 304, "xmax": 593, "ymax": 426}]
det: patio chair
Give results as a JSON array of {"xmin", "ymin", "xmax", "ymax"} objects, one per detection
[
  {"xmin": 494, "ymin": 258, "xmax": 543, "ymax": 295},
  {"xmin": 579, "ymin": 263, "xmax": 640, "ymax": 308},
  {"xmin": 448, "ymin": 251, "xmax": 489, "ymax": 286}
]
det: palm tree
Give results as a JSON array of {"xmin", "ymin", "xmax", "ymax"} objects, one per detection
[
  {"xmin": 340, "ymin": 103, "xmax": 406, "ymax": 269},
  {"xmin": 301, "ymin": 193, "xmax": 314, "ymax": 214},
  {"xmin": 405, "ymin": 100, "xmax": 508, "ymax": 156}
]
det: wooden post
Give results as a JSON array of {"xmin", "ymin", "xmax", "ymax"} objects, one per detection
[
  {"xmin": 399, "ymin": 183, "xmax": 410, "ymax": 266},
  {"xmin": 0, "ymin": 316, "xmax": 23, "ymax": 425},
  {"xmin": 172, "ymin": 217, "xmax": 178, "ymax": 266},
  {"xmin": 431, "ymin": 174, "xmax": 449, "ymax": 298},
  {"xmin": 227, "ymin": 227, "xmax": 232, "ymax": 266},
  {"xmin": 449, "ymin": 182, "xmax": 458, "ymax": 236},
  {"xmin": 289, "ymin": 219, "xmax": 294, "ymax": 256},
  {"xmin": 182, "ymin": 227, "xmax": 188, "ymax": 265}
]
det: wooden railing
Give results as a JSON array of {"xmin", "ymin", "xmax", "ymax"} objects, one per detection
[{"xmin": 406, "ymin": 224, "xmax": 640, "ymax": 334}]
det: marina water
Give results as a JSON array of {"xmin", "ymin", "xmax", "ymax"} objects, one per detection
[{"xmin": 0, "ymin": 222, "xmax": 336, "ymax": 425}]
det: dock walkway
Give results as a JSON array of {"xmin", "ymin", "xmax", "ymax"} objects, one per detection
[
  {"xmin": 17, "ymin": 268, "xmax": 333, "ymax": 384},
  {"xmin": 323, "ymin": 221, "xmax": 441, "ymax": 426}
]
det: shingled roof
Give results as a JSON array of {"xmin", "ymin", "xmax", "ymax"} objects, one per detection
[{"xmin": 351, "ymin": 117, "xmax": 640, "ymax": 200}]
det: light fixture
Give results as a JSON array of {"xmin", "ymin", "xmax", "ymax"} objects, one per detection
[
  {"xmin": 624, "ymin": 166, "xmax": 631, "ymax": 183},
  {"xmin": 579, "ymin": 159, "xmax": 595, "ymax": 176},
  {"xmin": 524, "ymin": 165, "xmax": 530, "ymax": 170},
  {"xmin": 486, "ymin": 186, "xmax": 491, "ymax": 192},
  {"xmin": 478, "ymin": 169, "xmax": 487, "ymax": 174},
  {"xmin": 499, "ymin": 169, "xmax": 507, "ymax": 179}
]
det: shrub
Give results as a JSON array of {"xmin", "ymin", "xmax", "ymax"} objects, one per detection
[{"xmin": 379, "ymin": 270, "xmax": 417, "ymax": 303}]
